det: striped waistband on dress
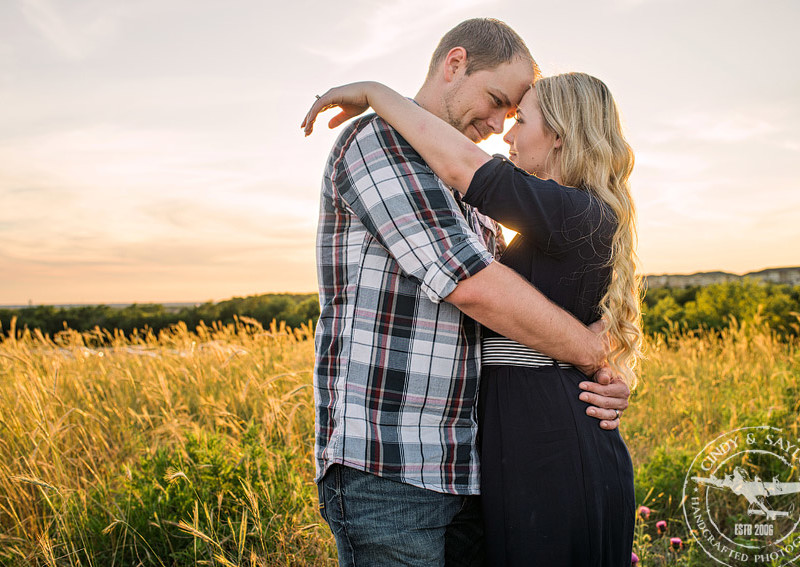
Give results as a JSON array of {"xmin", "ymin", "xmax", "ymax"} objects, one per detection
[{"xmin": 481, "ymin": 336, "xmax": 573, "ymax": 369}]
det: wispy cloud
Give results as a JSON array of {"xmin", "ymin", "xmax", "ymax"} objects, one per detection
[
  {"xmin": 0, "ymin": 238, "xmax": 318, "ymax": 304},
  {"xmin": 640, "ymin": 111, "xmax": 779, "ymax": 145},
  {"xmin": 781, "ymin": 140, "xmax": 800, "ymax": 152},
  {"xmin": 611, "ymin": 0, "xmax": 675, "ymax": 9},
  {"xmin": 0, "ymin": 124, "xmax": 317, "ymax": 273},
  {"xmin": 2, "ymin": 0, "xmax": 798, "ymax": 301},
  {"xmin": 634, "ymin": 149, "xmax": 710, "ymax": 176},
  {"xmin": 303, "ymin": 0, "xmax": 496, "ymax": 67},
  {"xmin": 19, "ymin": 0, "xmax": 122, "ymax": 59}
]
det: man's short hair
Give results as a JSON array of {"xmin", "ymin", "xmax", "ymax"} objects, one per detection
[{"xmin": 426, "ymin": 18, "xmax": 539, "ymax": 80}]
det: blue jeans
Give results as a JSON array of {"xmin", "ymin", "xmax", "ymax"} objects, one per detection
[{"xmin": 318, "ymin": 464, "xmax": 485, "ymax": 567}]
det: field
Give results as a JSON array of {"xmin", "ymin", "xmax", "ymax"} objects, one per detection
[{"xmin": 1, "ymin": 317, "xmax": 798, "ymax": 566}]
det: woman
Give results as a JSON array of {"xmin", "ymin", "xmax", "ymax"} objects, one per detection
[{"xmin": 303, "ymin": 73, "xmax": 642, "ymax": 566}]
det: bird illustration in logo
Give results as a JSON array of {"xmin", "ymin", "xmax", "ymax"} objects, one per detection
[{"xmin": 692, "ymin": 467, "xmax": 799, "ymax": 521}]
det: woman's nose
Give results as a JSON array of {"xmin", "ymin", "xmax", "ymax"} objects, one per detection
[{"xmin": 503, "ymin": 126, "xmax": 515, "ymax": 145}]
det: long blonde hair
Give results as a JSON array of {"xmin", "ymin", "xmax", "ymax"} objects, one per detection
[{"xmin": 536, "ymin": 72, "xmax": 643, "ymax": 388}]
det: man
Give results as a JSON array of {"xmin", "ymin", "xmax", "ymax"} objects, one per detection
[{"xmin": 311, "ymin": 18, "xmax": 629, "ymax": 566}]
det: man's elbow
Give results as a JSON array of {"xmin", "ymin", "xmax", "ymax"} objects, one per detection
[
  {"xmin": 445, "ymin": 279, "xmax": 474, "ymax": 309},
  {"xmin": 445, "ymin": 271, "xmax": 490, "ymax": 311}
]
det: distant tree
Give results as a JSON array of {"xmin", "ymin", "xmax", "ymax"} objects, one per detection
[
  {"xmin": 641, "ymin": 281, "xmax": 800, "ymax": 336},
  {"xmin": 3, "ymin": 284, "xmax": 796, "ymax": 340},
  {"xmin": 682, "ymin": 280, "xmax": 767, "ymax": 330},
  {"xmin": 642, "ymin": 295, "xmax": 684, "ymax": 335},
  {"xmin": 284, "ymin": 297, "xmax": 320, "ymax": 328}
]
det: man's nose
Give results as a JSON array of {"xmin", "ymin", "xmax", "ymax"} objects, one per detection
[{"xmin": 487, "ymin": 111, "xmax": 506, "ymax": 134}]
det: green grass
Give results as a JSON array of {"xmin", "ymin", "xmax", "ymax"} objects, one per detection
[{"xmin": 0, "ymin": 317, "xmax": 798, "ymax": 565}]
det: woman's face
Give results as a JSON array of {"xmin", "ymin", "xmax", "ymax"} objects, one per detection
[{"xmin": 503, "ymin": 86, "xmax": 561, "ymax": 181}]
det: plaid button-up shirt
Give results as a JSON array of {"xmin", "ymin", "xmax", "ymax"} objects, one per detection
[{"xmin": 314, "ymin": 114, "xmax": 504, "ymax": 495}]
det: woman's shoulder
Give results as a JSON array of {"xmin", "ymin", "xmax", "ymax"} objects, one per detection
[
  {"xmin": 482, "ymin": 155, "xmax": 602, "ymax": 207},
  {"xmin": 467, "ymin": 155, "xmax": 617, "ymax": 252}
]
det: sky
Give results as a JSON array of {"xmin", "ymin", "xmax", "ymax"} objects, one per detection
[{"xmin": 1, "ymin": 0, "xmax": 798, "ymax": 305}]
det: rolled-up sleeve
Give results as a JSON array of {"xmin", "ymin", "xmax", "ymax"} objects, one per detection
[{"xmin": 334, "ymin": 118, "xmax": 493, "ymax": 303}]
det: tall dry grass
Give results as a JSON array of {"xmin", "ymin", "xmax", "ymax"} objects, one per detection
[
  {"xmin": 0, "ymin": 317, "xmax": 335, "ymax": 566},
  {"xmin": 624, "ymin": 319, "xmax": 800, "ymax": 566},
  {"xmin": 628, "ymin": 318, "xmax": 799, "ymax": 468},
  {"xmin": 0, "ymin": 316, "xmax": 798, "ymax": 565}
]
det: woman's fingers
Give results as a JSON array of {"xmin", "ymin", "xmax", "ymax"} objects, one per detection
[
  {"xmin": 302, "ymin": 84, "xmax": 372, "ymax": 136},
  {"xmin": 303, "ymin": 102, "xmax": 323, "ymax": 135},
  {"xmin": 302, "ymin": 91, "xmax": 334, "ymax": 135},
  {"xmin": 328, "ymin": 110, "xmax": 350, "ymax": 130}
]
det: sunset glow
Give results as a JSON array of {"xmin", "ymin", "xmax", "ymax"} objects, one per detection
[{"xmin": 1, "ymin": 0, "xmax": 798, "ymax": 304}]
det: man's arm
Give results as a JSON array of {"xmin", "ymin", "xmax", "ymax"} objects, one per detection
[
  {"xmin": 446, "ymin": 261, "xmax": 603, "ymax": 373},
  {"xmin": 446, "ymin": 261, "xmax": 630, "ymax": 430}
]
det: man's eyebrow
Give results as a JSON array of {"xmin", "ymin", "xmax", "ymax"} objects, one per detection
[{"xmin": 492, "ymin": 90, "xmax": 512, "ymax": 108}]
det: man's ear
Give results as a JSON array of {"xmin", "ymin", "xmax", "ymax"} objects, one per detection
[{"xmin": 443, "ymin": 47, "xmax": 467, "ymax": 83}]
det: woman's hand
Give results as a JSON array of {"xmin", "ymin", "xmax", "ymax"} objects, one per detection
[
  {"xmin": 302, "ymin": 80, "xmax": 488, "ymax": 194},
  {"xmin": 301, "ymin": 82, "xmax": 376, "ymax": 136}
]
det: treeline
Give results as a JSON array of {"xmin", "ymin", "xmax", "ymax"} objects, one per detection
[
  {"xmin": 2, "ymin": 281, "xmax": 799, "ymax": 338},
  {"xmin": 642, "ymin": 280, "xmax": 800, "ymax": 335},
  {"xmin": 0, "ymin": 293, "xmax": 320, "ymax": 337}
]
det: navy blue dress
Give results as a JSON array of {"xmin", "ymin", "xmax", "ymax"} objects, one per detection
[{"xmin": 463, "ymin": 156, "xmax": 635, "ymax": 566}]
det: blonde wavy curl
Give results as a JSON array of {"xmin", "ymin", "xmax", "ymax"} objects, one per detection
[{"xmin": 535, "ymin": 72, "xmax": 643, "ymax": 389}]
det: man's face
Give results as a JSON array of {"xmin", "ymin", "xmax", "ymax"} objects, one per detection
[{"xmin": 443, "ymin": 57, "xmax": 535, "ymax": 143}]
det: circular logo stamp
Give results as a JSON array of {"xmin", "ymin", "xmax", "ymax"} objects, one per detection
[{"xmin": 683, "ymin": 426, "xmax": 800, "ymax": 566}]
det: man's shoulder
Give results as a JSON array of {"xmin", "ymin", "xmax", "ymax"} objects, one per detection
[{"xmin": 329, "ymin": 113, "xmax": 425, "ymax": 169}]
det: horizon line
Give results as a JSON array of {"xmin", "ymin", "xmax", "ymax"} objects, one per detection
[{"xmin": 4, "ymin": 265, "xmax": 800, "ymax": 308}]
